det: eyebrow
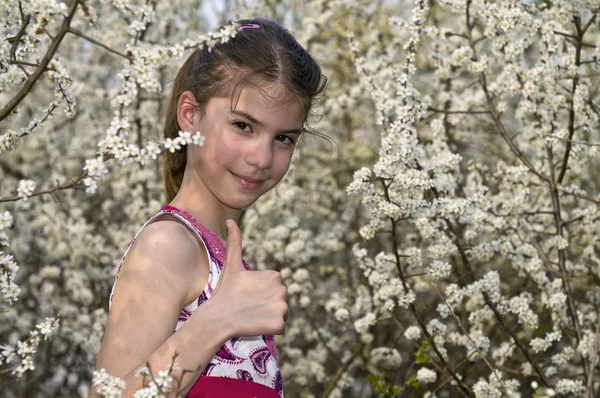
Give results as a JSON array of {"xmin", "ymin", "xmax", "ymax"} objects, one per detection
[{"xmin": 231, "ymin": 110, "xmax": 303, "ymax": 135}]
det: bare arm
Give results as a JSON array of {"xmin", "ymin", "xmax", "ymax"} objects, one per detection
[
  {"xmin": 92, "ymin": 221, "xmax": 230, "ymax": 396},
  {"xmin": 99, "ymin": 297, "xmax": 230, "ymax": 396},
  {"xmin": 93, "ymin": 219, "xmax": 288, "ymax": 397}
]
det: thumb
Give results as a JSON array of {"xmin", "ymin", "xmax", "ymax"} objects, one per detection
[
  {"xmin": 222, "ymin": 219, "xmax": 245, "ymax": 274},
  {"xmin": 213, "ymin": 220, "xmax": 244, "ymax": 296}
]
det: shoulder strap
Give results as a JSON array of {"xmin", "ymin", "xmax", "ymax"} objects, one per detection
[{"xmin": 161, "ymin": 205, "xmax": 251, "ymax": 272}]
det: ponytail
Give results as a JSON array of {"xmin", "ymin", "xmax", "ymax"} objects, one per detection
[{"xmin": 162, "ymin": 50, "xmax": 197, "ymax": 204}]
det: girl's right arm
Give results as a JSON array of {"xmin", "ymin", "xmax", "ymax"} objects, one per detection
[
  {"xmin": 92, "ymin": 220, "xmax": 228, "ymax": 396},
  {"xmin": 92, "ymin": 219, "xmax": 288, "ymax": 397}
]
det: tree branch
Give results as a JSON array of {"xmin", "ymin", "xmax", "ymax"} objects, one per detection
[
  {"xmin": 546, "ymin": 138, "xmax": 590, "ymax": 382},
  {"xmin": 557, "ymin": 15, "xmax": 585, "ymax": 184},
  {"xmin": 0, "ymin": 171, "xmax": 88, "ymax": 203},
  {"xmin": 381, "ymin": 180, "xmax": 475, "ymax": 397},
  {"xmin": 0, "ymin": 0, "xmax": 79, "ymax": 121}
]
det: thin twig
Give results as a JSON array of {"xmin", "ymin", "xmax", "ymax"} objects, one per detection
[
  {"xmin": 546, "ymin": 134, "xmax": 600, "ymax": 147},
  {"xmin": 68, "ymin": 28, "xmax": 132, "ymax": 60},
  {"xmin": 435, "ymin": 286, "xmax": 510, "ymax": 394},
  {"xmin": 301, "ymin": 307, "xmax": 343, "ymax": 365},
  {"xmin": 7, "ymin": 60, "xmax": 44, "ymax": 68},
  {"xmin": 428, "ymin": 106, "xmax": 490, "ymax": 115},
  {"xmin": 433, "ymin": 351, "xmax": 478, "ymax": 393},
  {"xmin": 8, "ymin": 14, "xmax": 31, "ymax": 61},
  {"xmin": 553, "ymin": 30, "xmax": 576, "ymax": 39},
  {"xmin": 562, "ymin": 191, "xmax": 600, "ymax": 205},
  {"xmin": 321, "ymin": 343, "xmax": 364, "ymax": 398}
]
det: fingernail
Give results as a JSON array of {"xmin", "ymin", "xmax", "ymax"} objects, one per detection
[{"xmin": 226, "ymin": 220, "xmax": 231, "ymax": 233}]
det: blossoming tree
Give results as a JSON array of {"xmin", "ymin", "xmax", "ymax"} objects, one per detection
[{"xmin": 1, "ymin": 0, "xmax": 599, "ymax": 397}]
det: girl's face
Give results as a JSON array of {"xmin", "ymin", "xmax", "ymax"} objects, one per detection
[{"xmin": 184, "ymin": 82, "xmax": 305, "ymax": 210}]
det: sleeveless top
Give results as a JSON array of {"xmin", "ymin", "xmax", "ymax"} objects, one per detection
[{"xmin": 109, "ymin": 205, "xmax": 283, "ymax": 397}]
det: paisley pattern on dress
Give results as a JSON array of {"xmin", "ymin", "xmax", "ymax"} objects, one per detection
[
  {"xmin": 214, "ymin": 344, "xmax": 246, "ymax": 365},
  {"xmin": 203, "ymin": 362, "xmax": 218, "ymax": 376},
  {"xmin": 249, "ymin": 346, "xmax": 272, "ymax": 377},
  {"xmin": 231, "ymin": 336, "xmax": 243, "ymax": 350},
  {"xmin": 108, "ymin": 205, "xmax": 283, "ymax": 397},
  {"xmin": 237, "ymin": 369, "xmax": 254, "ymax": 381}
]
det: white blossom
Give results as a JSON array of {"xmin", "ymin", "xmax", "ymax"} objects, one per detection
[
  {"xmin": 416, "ymin": 367, "xmax": 437, "ymax": 384},
  {"xmin": 370, "ymin": 347, "xmax": 402, "ymax": 370},
  {"xmin": 17, "ymin": 180, "xmax": 36, "ymax": 201},
  {"xmin": 555, "ymin": 379, "xmax": 585, "ymax": 396},
  {"xmin": 530, "ymin": 331, "xmax": 562, "ymax": 353},
  {"xmin": 404, "ymin": 325, "xmax": 422, "ymax": 340},
  {"xmin": 92, "ymin": 368, "xmax": 126, "ymax": 397}
]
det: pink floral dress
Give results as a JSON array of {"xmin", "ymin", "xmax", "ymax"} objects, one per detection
[{"xmin": 109, "ymin": 205, "xmax": 283, "ymax": 397}]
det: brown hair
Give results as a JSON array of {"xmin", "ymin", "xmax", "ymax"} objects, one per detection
[{"xmin": 162, "ymin": 18, "xmax": 327, "ymax": 203}]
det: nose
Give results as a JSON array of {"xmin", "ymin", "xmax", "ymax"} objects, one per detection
[{"xmin": 245, "ymin": 137, "xmax": 274, "ymax": 170}]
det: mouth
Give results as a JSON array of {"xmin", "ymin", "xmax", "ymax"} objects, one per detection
[{"xmin": 231, "ymin": 172, "xmax": 266, "ymax": 191}]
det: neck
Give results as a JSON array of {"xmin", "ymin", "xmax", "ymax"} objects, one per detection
[{"xmin": 168, "ymin": 171, "xmax": 241, "ymax": 241}]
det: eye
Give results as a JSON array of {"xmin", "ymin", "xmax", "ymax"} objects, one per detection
[
  {"xmin": 276, "ymin": 135, "xmax": 295, "ymax": 146},
  {"xmin": 233, "ymin": 122, "xmax": 252, "ymax": 132}
]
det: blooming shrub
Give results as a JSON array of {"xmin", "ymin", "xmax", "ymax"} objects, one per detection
[{"xmin": 1, "ymin": 0, "xmax": 599, "ymax": 397}]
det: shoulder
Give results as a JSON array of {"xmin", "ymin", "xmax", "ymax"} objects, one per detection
[
  {"xmin": 134, "ymin": 217, "xmax": 204, "ymax": 266},
  {"xmin": 116, "ymin": 216, "xmax": 208, "ymax": 305}
]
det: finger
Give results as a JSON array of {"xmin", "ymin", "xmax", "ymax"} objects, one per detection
[
  {"xmin": 223, "ymin": 219, "xmax": 244, "ymax": 274},
  {"xmin": 213, "ymin": 220, "xmax": 244, "ymax": 296}
]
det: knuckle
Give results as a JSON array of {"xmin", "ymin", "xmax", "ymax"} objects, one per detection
[
  {"xmin": 280, "ymin": 302, "xmax": 288, "ymax": 316},
  {"xmin": 274, "ymin": 319, "xmax": 286, "ymax": 335},
  {"xmin": 269, "ymin": 270, "xmax": 280, "ymax": 279}
]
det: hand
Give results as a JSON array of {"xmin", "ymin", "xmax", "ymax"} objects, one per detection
[{"xmin": 210, "ymin": 219, "xmax": 288, "ymax": 339}]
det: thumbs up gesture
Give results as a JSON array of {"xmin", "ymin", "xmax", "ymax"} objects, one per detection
[{"xmin": 210, "ymin": 220, "xmax": 288, "ymax": 339}]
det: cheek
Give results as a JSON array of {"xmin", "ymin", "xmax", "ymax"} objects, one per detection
[
  {"xmin": 218, "ymin": 134, "xmax": 245, "ymax": 164},
  {"xmin": 273, "ymin": 150, "xmax": 293, "ymax": 178},
  {"xmin": 200, "ymin": 130, "xmax": 238, "ymax": 162}
]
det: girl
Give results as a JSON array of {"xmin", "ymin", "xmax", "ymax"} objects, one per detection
[{"xmin": 93, "ymin": 18, "xmax": 326, "ymax": 397}]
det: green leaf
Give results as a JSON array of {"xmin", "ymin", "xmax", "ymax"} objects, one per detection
[
  {"xmin": 413, "ymin": 337, "xmax": 431, "ymax": 364},
  {"xmin": 407, "ymin": 374, "xmax": 420, "ymax": 389},
  {"xmin": 366, "ymin": 373, "xmax": 404, "ymax": 397},
  {"xmin": 415, "ymin": 351, "xmax": 430, "ymax": 364}
]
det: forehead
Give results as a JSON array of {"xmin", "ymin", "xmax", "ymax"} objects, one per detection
[{"xmin": 233, "ymin": 82, "xmax": 305, "ymax": 116}]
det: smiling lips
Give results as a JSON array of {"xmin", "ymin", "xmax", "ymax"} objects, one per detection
[{"xmin": 231, "ymin": 172, "xmax": 266, "ymax": 190}]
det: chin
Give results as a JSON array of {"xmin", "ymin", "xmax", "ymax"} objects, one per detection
[{"xmin": 223, "ymin": 196, "xmax": 261, "ymax": 210}]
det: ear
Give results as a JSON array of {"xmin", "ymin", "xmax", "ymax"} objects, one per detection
[{"xmin": 177, "ymin": 91, "xmax": 200, "ymax": 133}]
